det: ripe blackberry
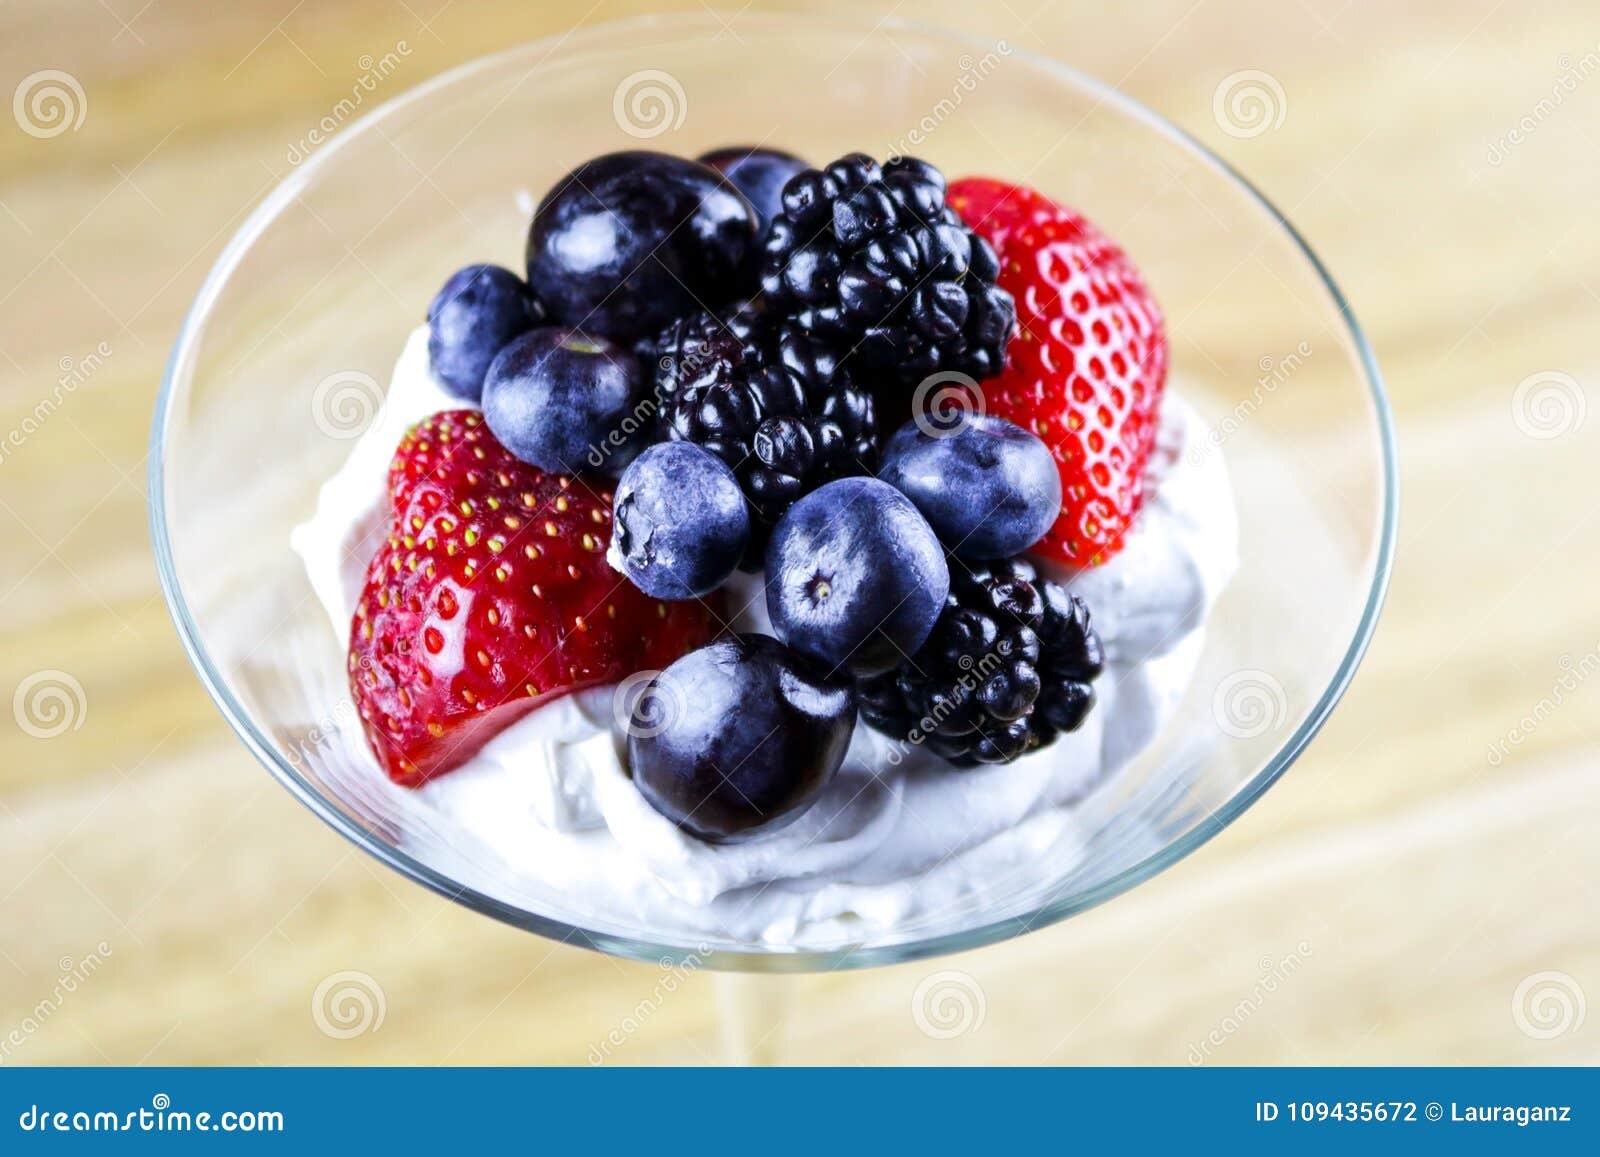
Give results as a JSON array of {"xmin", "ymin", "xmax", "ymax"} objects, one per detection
[
  {"xmin": 648, "ymin": 305, "xmax": 879, "ymax": 558},
  {"xmin": 759, "ymin": 153, "xmax": 1016, "ymax": 389},
  {"xmin": 644, "ymin": 299, "xmax": 765, "ymax": 423},
  {"xmin": 856, "ymin": 557, "xmax": 1103, "ymax": 766}
]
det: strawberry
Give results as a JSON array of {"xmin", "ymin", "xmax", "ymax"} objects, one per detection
[
  {"xmin": 350, "ymin": 410, "xmax": 718, "ymax": 785},
  {"xmin": 947, "ymin": 178, "xmax": 1167, "ymax": 567}
]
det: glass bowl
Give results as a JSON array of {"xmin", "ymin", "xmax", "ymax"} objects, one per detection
[{"xmin": 149, "ymin": 13, "xmax": 1396, "ymax": 970}]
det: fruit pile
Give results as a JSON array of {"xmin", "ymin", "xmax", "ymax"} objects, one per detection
[{"xmin": 350, "ymin": 146, "xmax": 1168, "ymax": 843}]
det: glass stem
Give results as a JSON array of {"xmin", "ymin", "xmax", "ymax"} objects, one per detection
[{"xmin": 713, "ymin": 972, "xmax": 791, "ymax": 1065}]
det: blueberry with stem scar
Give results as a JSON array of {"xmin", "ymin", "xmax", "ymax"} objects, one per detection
[{"xmin": 765, "ymin": 476, "xmax": 949, "ymax": 676}]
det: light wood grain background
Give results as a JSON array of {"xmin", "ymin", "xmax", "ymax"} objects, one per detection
[{"xmin": 1, "ymin": 0, "xmax": 1597, "ymax": 1065}]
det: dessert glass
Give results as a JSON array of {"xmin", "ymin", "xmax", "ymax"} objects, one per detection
[{"xmin": 149, "ymin": 13, "xmax": 1396, "ymax": 970}]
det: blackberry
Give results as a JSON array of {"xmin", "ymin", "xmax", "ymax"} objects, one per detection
[
  {"xmin": 759, "ymin": 153, "xmax": 1016, "ymax": 389},
  {"xmin": 856, "ymin": 557, "xmax": 1103, "ymax": 767},
  {"xmin": 647, "ymin": 305, "xmax": 879, "ymax": 558},
  {"xmin": 644, "ymin": 299, "xmax": 765, "ymax": 423}
]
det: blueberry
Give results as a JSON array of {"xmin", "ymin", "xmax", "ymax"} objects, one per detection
[
  {"xmin": 877, "ymin": 413, "xmax": 1062, "ymax": 560},
  {"xmin": 628, "ymin": 634, "xmax": 855, "ymax": 842},
  {"xmin": 697, "ymin": 146, "xmax": 809, "ymax": 231},
  {"xmin": 765, "ymin": 477, "xmax": 949, "ymax": 676},
  {"xmin": 426, "ymin": 264, "xmax": 544, "ymax": 401},
  {"xmin": 525, "ymin": 151, "xmax": 759, "ymax": 344},
  {"xmin": 481, "ymin": 328, "xmax": 644, "ymax": 474},
  {"xmin": 611, "ymin": 442, "xmax": 749, "ymax": 599}
]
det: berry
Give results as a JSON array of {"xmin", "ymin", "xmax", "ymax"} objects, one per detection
[
  {"xmin": 525, "ymin": 151, "xmax": 759, "ymax": 343},
  {"xmin": 697, "ymin": 145, "xmax": 809, "ymax": 230},
  {"xmin": 481, "ymin": 328, "xmax": 644, "ymax": 475},
  {"xmin": 650, "ymin": 303, "xmax": 878, "ymax": 558},
  {"xmin": 857, "ymin": 556, "xmax": 1103, "ymax": 766},
  {"xmin": 947, "ymin": 178, "xmax": 1167, "ymax": 566},
  {"xmin": 350, "ymin": 410, "xmax": 716, "ymax": 785},
  {"xmin": 610, "ymin": 442, "xmax": 750, "ymax": 599},
  {"xmin": 759, "ymin": 153, "xmax": 1015, "ymax": 388},
  {"xmin": 628, "ymin": 634, "xmax": 855, "ymax": 842},
  {"xmin": 877, "ymin": 413, "xmax": 1061, "ymax": 560},
  {"xmin": 765, "ymin": 477, "xmax": 949, "ymax": 676},
  {"xmin": 645, "ymin": 298, "xmax": 767, "ymax": 423},
  {"xmin": 426, "ymin": 264, "xmax": 544, "ymax": 402}
]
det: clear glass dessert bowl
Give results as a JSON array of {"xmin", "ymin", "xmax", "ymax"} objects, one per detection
[{"xmin": 149, "ymin": 13, "xmax": 1396, "ymax": 970}]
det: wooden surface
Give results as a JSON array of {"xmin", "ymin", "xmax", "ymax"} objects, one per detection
[{"xmin": 2, "ymin": 0, "xmax": 1598, "ymax": 1064}]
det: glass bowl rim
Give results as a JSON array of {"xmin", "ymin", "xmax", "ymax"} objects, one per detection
[{"xmin": 147, "ymin": 10, "xmax": 1399, "ymax": 972}]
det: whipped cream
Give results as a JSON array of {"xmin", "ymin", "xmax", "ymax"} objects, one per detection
[{"xmin": 292, "ymin": 327, "xmax": 1237, "ymax": 948}]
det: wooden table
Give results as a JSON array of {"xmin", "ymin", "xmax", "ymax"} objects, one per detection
[{"xmin": 1, "ymin": 0, "xmax": 1596, "ymax": 1064}]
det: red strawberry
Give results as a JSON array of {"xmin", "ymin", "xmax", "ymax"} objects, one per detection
[
  {"xmin": 350, "ymin": 410, "xmax": 718, "ymax": 785},
  {"xmin": 948, "ymin": 178, "xmax": 1167, "ymax": 567}
]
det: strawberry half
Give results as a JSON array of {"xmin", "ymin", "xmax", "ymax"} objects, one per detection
[
  {"xmin": 948, "ymin": 178, "xmax": 1167, "ymax": 567},
  {"xmin": 350, "ymin": 410, "xmax": 718, "ymax": 785}
]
